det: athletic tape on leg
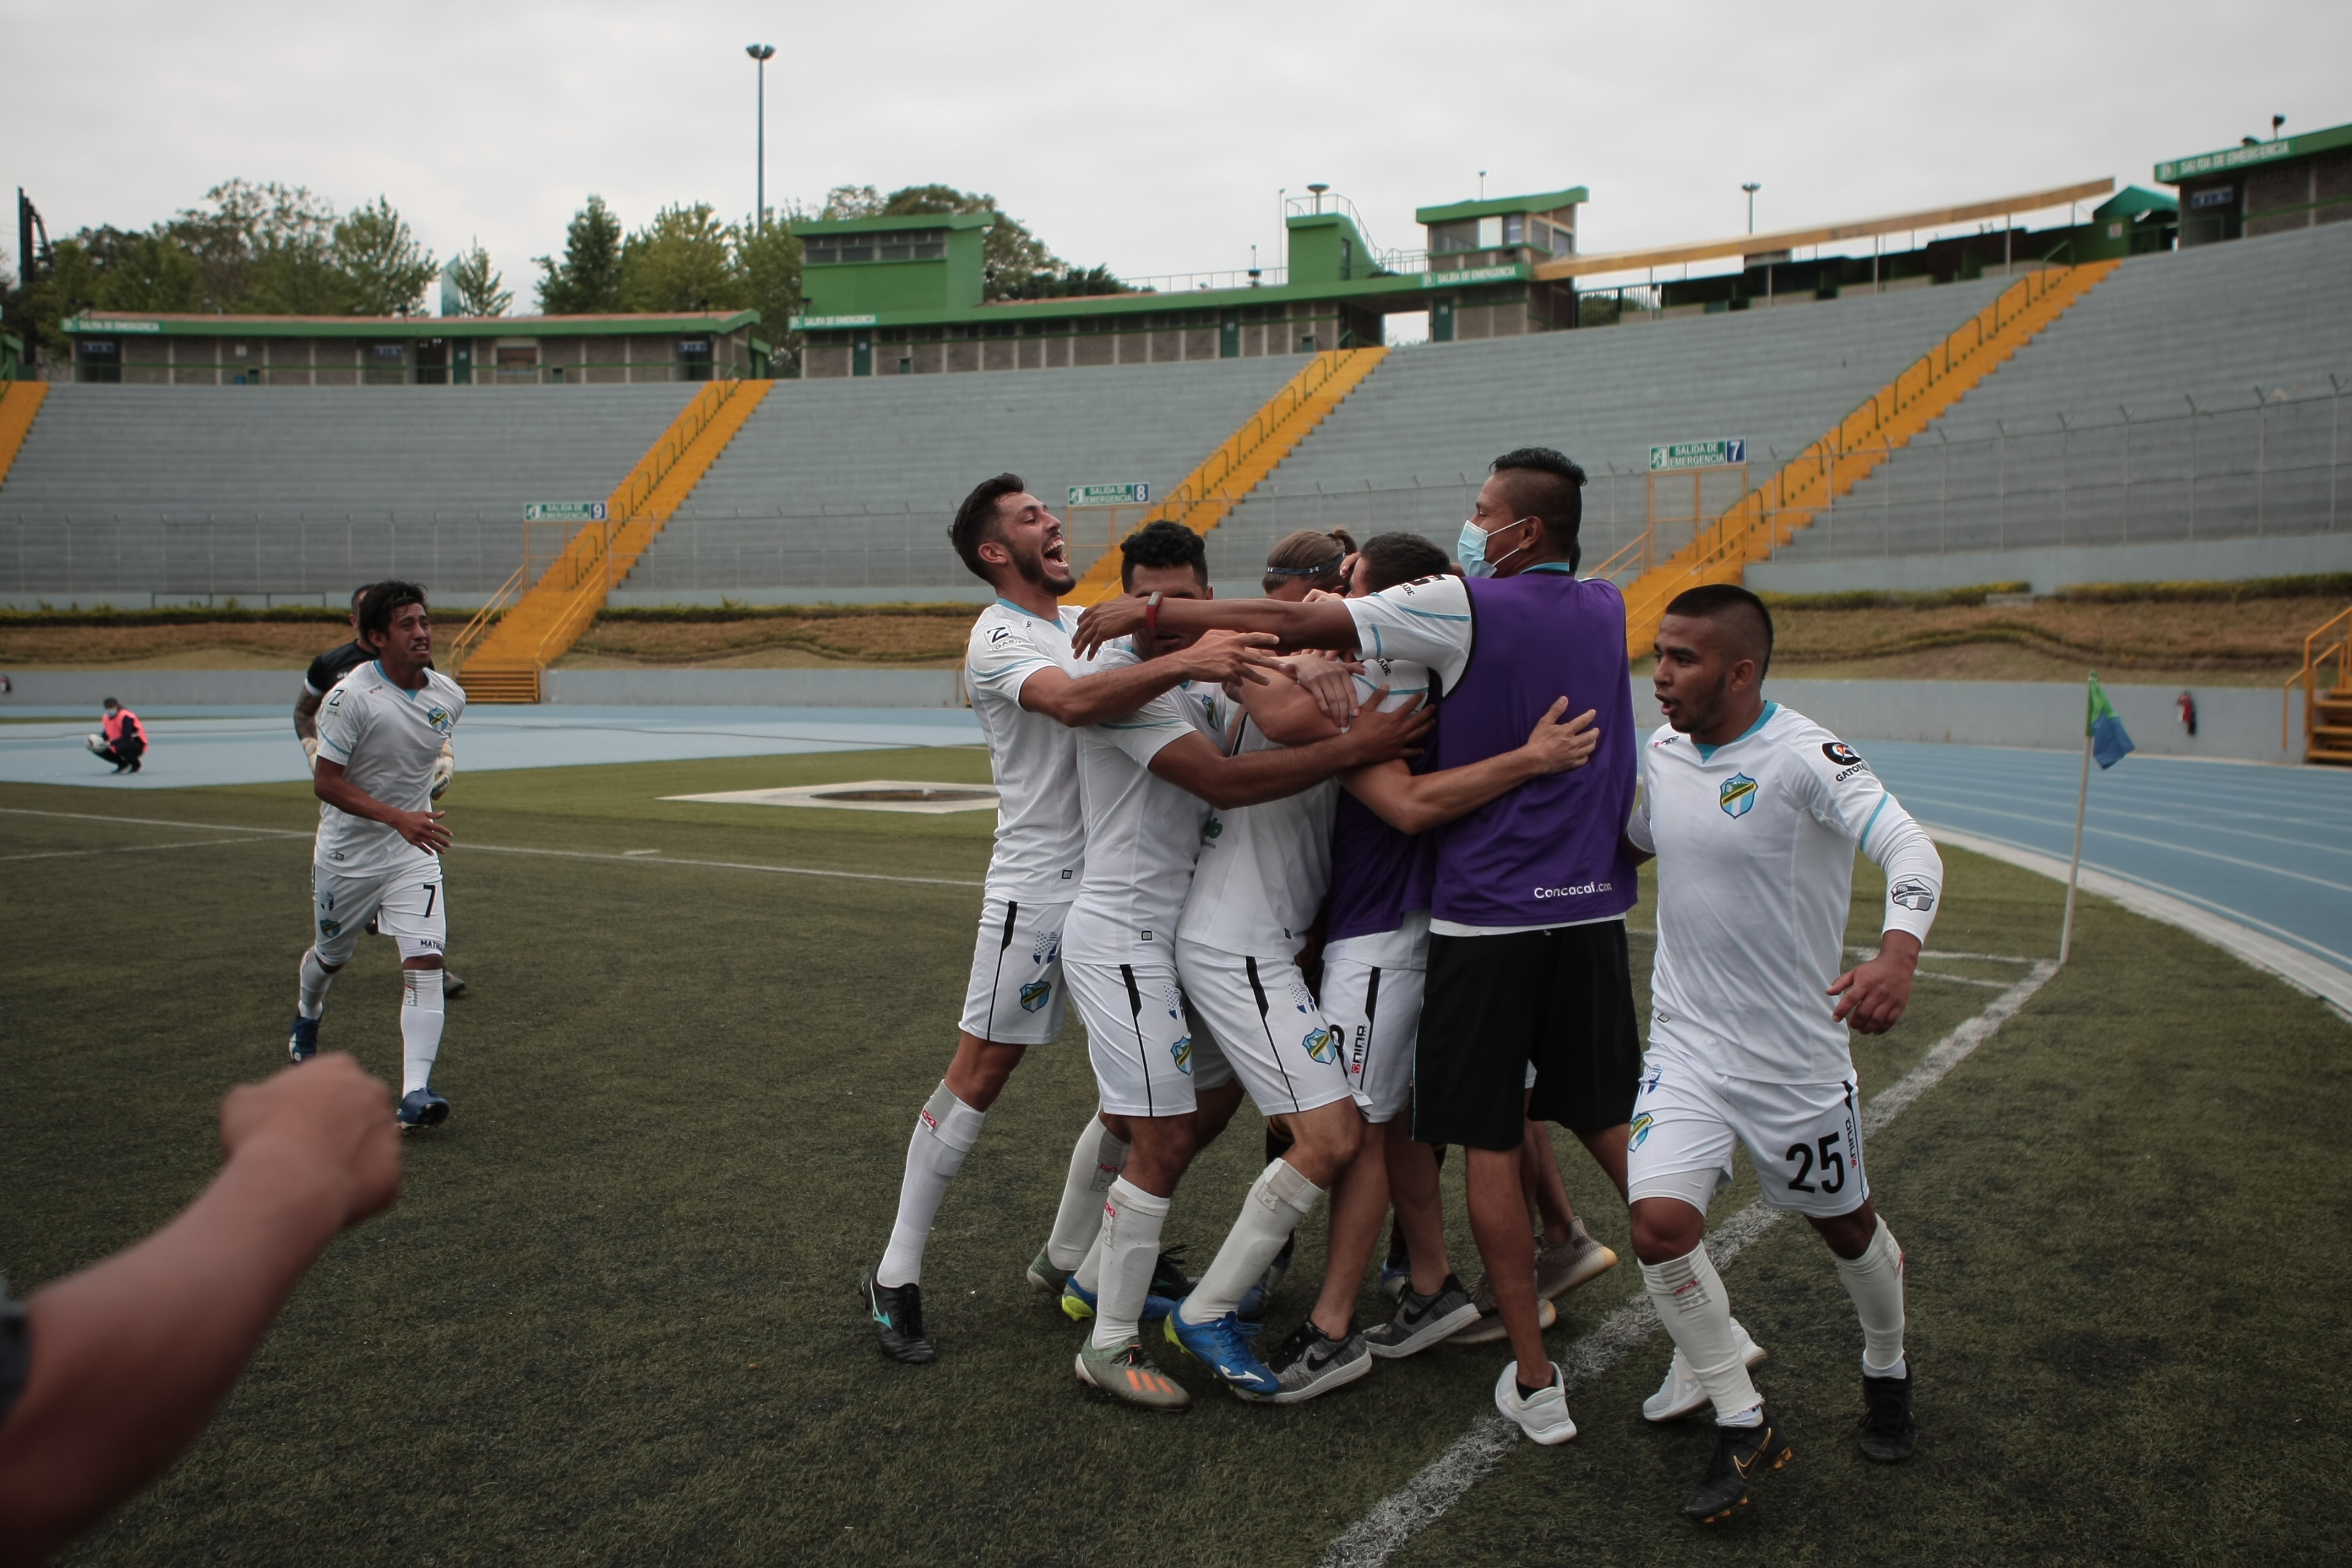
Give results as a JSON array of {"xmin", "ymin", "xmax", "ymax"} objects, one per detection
[
  {"xmin": 1181, "ymin": 1158, "xmax": 1326, "ymax": 1324},
  {"xmin": 1640, "ymin": 1244, "xmax": 1762, "ymax": 1424},
  {"xmin": 1832, "ymin": 1216, "xmax": 1907, "ymax": 1376},
  {"xmin": 877, "ymin": 1082, "xmax": 987, "ymax": 1289},
  {"xmin": 1094, "ymin": 1177, "xmax": 1171, "ymax": 1350}
]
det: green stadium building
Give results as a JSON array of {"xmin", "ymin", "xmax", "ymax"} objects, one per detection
[
  {"xmin": 2157, "ymin": 119, "xmax": 2352, "ymax": 247},
  {"xmin": 55, "ymin": 310, "xmax": 767, "ymax": 386},
  {"xmin": 792, "ymin": 188, "xmax": 1588, "ymax": 377}
]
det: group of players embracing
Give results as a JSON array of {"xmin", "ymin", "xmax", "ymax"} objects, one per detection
[{"xmin": 862, "ymin": 446, "xmax": 1948, "ymax": 1523}]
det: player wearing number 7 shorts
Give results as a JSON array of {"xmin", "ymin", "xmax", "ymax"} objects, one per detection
[{"xmin": 1622, "ymin": 584, "xmax": 1943, "ymax": 1524}]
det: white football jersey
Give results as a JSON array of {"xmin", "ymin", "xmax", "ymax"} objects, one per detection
[
  {"xmin": 1627, "ymin": 702, "xmax": 1942, "ymax": 1083},
  {"xmin": 312, "ymin": 662, "xmax": 466, "ymax": 879},
  {"xmin": 1176, "ymin": 686, "xmax": 1337, "ymax": 958},
  {"xmin": 1060, "ymin": 643, "xmax": 1222, "ymax": 964},
  {"xmin": 965, "ymin": 599, "xmax": 1089, "ymax": 902}
]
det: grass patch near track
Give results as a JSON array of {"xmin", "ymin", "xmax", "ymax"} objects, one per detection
[{"xmin": 2, "ymin": 760, "xmax": 2344, "ymax": 1567}]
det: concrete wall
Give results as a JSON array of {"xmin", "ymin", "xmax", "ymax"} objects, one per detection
[
  {"xmin": 540, "ymin": 668, "xmax": 962, "ymax": 707},
  {"xmin": 1682, "ymin": 678, "xmax": 2309, "ymax": 764},
  {"xmin": 1745, "ymin": 532, "xmax": 2352, "ymax": 595},
  {"xmin": 0, "ymin": 666, "xmax": 2308, "ymax": 756}
]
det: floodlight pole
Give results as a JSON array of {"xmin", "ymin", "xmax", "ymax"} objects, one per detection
[
  {"xmin": 747, "ymin": 44, "xmax": 777, "ymax": 231},
  {"xmin": 1741, "ymin": 181, "xmax": 1759, "ymax": 235}
]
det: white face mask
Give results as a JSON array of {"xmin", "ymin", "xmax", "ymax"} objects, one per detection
[{"xmin": 1456, "ymin": 517, "xmax": 1533, "ymax": 579}]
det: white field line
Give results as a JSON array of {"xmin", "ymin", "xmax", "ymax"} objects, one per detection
[
  {"xmin": 0, "ymin": 837, "xmax": 288, "ymax": 863},
  {"xmin": 1315, "ymin": 958, "xmax": 2061, "ymax": 1568},
  {"xmin": 0, "ymin": 806, "xmax": 982, "ymax": 890}
]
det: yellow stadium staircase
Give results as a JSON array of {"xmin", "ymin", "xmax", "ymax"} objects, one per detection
[
  {"xmin": 0, "ymin": 382, "xmax": 48, "ymax": 491},
  {"xmin": 2288, "ymin": 604, "xmax": 2352, "ymax": 765},
  {"xmin": 449, "ymin": 380, "xmax": 771, "ymax": 702},
  {"xmin": 1064, "ymin": 347, "xmax": 1388, "ymax": 606},
  {"xmin": 1606, "ymin": 261, "xmax": 2123, "ymax": 658}
]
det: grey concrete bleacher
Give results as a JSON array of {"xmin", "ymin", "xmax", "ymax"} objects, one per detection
[
  {"xmin": 1777, "ymin": 221, "xmax": 2352, "ymax": 566},
  {"xmin": 0, "ymin": 385, "xmax": 696, "ymax": 598},
  {"xmin": 628, "ymin": 357, "xmax": 1304, "ymax": 595},
  {"xmin": 1204, "ymin": 277, "xmax": 2013, "ymax": 583}
]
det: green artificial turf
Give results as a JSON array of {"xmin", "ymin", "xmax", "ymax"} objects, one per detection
[{"xmin": 1, "ymin": 755, "xmax": 2345, "ymax": 1567}]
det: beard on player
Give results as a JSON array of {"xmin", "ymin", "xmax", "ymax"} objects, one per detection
[{"xmin": 1009, "ymin": 517, "xmax": 1077, "ymax": 597}]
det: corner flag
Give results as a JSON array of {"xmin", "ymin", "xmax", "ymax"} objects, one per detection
[
  {"xmin": 2087, "ymin": 674, "xmax": 2136, "ymax": 769},
  {"xmin": 2061, "ymin": 673, "xmax": 2134, "ymax": 964}
]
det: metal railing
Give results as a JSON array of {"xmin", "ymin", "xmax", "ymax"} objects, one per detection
[{"xmin": 2285, "ymin": 604, "xmax": 2352, "ymax": 753}]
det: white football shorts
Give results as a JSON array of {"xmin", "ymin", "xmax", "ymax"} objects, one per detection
[
  {"xmin": 958, "ymin": 896, "xmax": 1072, "ymax": 1046},
  {"xmin": 1066, "ymin": 958, "xmax": 1232, "ymax": 1117},
  {"xmin": 1175, "ymin": 938, "xmax": 1356, "ymax": 1120},
  {"xmin": 1319, "ymin": 956, "xmax": 1423, "ymax": 1124},
  {"xmin": 1624, "ymin": 1031, "xmax": 1869, "ymax": 1220},
  {"xmin": 311, "ymin": 862, "xmax": 446, "ymax": 968}
]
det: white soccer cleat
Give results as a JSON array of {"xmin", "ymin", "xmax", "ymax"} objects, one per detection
[
  {"xmin": 1494, "ymin": 1360, "xmax": 1578, "ymax": 1446},
  {"xmin": 1643, "ymin": 1319, "xmax": 1767, "ymax": 1422}
]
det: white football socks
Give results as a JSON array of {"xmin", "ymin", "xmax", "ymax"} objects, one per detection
[
  {"xmin": 1642, "ymin": 1243, "xmax": 1764, "ymax": 1426},
  {"xmin": 297, "ymin": 948, "xmax": 336, "ymax": 1020},
  {"xmin": 1832, "ymin": 1215, "xmax": 1908, "ymax": 1377},
  {"xmin": 399, "ymin": 966, "xmax": 445, "ymax": 1098},
  {"xmin": 1091, "ymin": 1177, "xmax": 1169, "ymax": 1350},
  {"xmin": 1177, "ymin": 1158, "xmax": 1324, "ymax": 1326},
  {"xmin": 1047, "ymin": 1115, "xmax": 1130, "ymax": 1273},
  {"xmin": 876, "ymin": 1081, "xmax": 987, "ymax": 1289}
]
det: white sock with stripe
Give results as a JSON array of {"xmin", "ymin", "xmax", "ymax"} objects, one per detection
[
  {"xmin": 1177, "ymin": 1158, "xmax": 1323, "ymax": 1326},
  {"xmin": 1091, "ymin": 1177, "xmax": 1169, "ymax": 1351},
  {"xmin": 1047, "ymin": 1115, "xmax": 1129, "ymax": 1272},
  {"xmin": 1832, "ymin": 1216, "xmax": 1908, "ymax": 1377},
  {"xmin": 876, "ymin": 1082, "xmax": 986, "ymax": 1289},
  {"xmin": 399, "ymin": 967, "xmax": 445, "ymax": 1098},
  {"xmin": 1642, "ymin": 1243, "xmax": 1764, "ymax": 1427},
  {"xmin": 298, "ymin": 948, "xmax": 335, "ymax": 1020}
]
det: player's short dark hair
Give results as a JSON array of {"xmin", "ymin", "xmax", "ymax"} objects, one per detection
[
  {"xmin": 1663, "ymin": 582, "xmax": 1774, "ymax": 678},
  {"xmin": 1355, "ymin": 532, "xmax": 1450, "ymax": 593},
  {"xmin": 1260, "ymin": 528, "xmax": 1354, "ymax": 595},
  {"xmin": 349, "ymin": 583, "xmax": 374, "ymax": 608},
  {"xmin": 949, "ymin": 474, "xmax": 1026, "ymax": 580},
  {"xmin": 1490, "ymin": 447, "xmax": 1587, "ymax": 568},
  {"xmin": 1120, "ymin": 520, "xmax": 1208, "ymax": 589},
  {"xmin": 356, "ymin": 580, "xmax": 429, "ymax": 644}
]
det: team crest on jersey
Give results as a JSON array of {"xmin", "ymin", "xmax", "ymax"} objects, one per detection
[
  {"xmin": 1302, "ymin": 1027, "xmax": 1339, "ymax": 1064},
  {"xmin": 318, "ymin": 917, "xmax": 343, "ymax": 938},
  {"xmin": 1889, "ymin": 877, "xmax": 1937, "ymax": 911},
  {"xmin": 1019, "ymin": 979, "xmax": 1054, "ymax": 1013},
  {"xmin": 1719, "ymin": 773, "xmax": 1759, "ymax": 817},
  {"xmin": 1628, "ymin": 1111, "xmax": 1655, "ymax": 1149},
  {"xmin": 425, "ymin": 706, "xmax": 454, "ymax": 735},
  {"xmin": 1171, "ymin": 1035, "xmax": 1194, "ymax": 1075}
]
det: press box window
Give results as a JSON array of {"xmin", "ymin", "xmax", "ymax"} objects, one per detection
[
  {"xmin": 76, "ymin": 339, "xmax": 121, "ymax": 383},
  {"xmin": 804, "ymin": 228, "xmax": 946, "ymax": 265}
]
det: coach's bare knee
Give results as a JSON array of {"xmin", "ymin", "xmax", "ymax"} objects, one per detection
[
  {"xmin": 1281, "ymin": 1099, "xmax": 1364, "ymax": 1188},
  {"xmin": 1629, "ymin": 1196, "xmax": 1706, "ymax": 1265},
  {"xmin": 944, "ymin": 1033, "xmax": 1026, "ymax": 1110},
  {"xmin": 1806, "ymin": 1198, "xmax": 1878, "ymax": 1261}
]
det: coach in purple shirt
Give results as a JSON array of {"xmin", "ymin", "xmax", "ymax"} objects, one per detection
[{"xmin": 1074, "ymin": 448, "xmax": 1639, "ymax": 1439}]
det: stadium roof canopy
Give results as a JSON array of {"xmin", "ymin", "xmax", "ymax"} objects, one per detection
[
  {"xmin": 2154, "ymin": 120, "xmax": 2352, "ymax": 185},
  {"xmin": 1414, "ymin": 188, "xmax": 1590, "ymax": 225}
]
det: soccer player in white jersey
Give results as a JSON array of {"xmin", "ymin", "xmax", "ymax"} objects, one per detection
[
  {"xmin": 1622, "ymin": 584, "xmax": 1941, "ymax": 1522},
  {"xmin": 1171, "ymin": 532, "xmax": 1604, "ymax": 1401},
  {"xmin": 1061, "ymin": 523, "xmax": 1429, "ymax": 1411},
  {"xmin": 287, "ymin": 580, "xmax": 467, "ymax": 1130},
  {"xmin": 862, "ymin": 476, "xmax": 1303, "ymax": 1365}
]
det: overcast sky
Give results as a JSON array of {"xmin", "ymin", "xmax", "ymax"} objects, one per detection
[{"xmin": 6, "ymin": 0, "xmax": 2346, "ymax": 304}]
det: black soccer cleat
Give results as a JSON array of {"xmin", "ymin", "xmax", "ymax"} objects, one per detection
[
  {"xmin": 1149, "ymin": 1246, "xmax": 1198, "ymax": 1305},
  {"xmin": 1857, "ymin": 1370, "xmax": 1917, "ymax": 1463},
  {"xmin": 860, "ymin": 1267, "xmax": 935, "ymax": 1365},
  {"xmin": 1683, "ymin": 1408, "xmax": 1793, "ymax": 1524},
  {"xmin": 441, "ymin": 970, "xmax": 468, "ymax": 1000}
]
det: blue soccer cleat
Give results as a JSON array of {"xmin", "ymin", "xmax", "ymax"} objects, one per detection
[
  {"xmin": 287, "ymin": 1015, "xmax": 320, "ymax": 1063},
  {"xmin": 1164, "ymin": 1305, "xmax": 1280, "ymax": 1396},
  {"xmin": 1060, "ymin": 1273, "xmax": 1184, "ymax": 1324},
  {"xmin": 396, "ymin": 1087, "xmax": 450, "ymax": 1130}
]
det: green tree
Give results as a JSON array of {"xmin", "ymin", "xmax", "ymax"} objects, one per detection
[
  {"xmin": 331, "ymin": 197, "xmax": 436, "ymax": 316},
  {"xmin": 442, "ymin": 241, "xmax": 512, "ymax": 317},
  {"xmin": 168, "ymin": 180, "xmax": 340, "ymax": 313},
  {"xmin": 734, "ymin": 214, "xmax": 803, "ymax": 374},
  {"xmin": 619, "ymin": 203, "xmax": 744, "ymax": 312},
  {"xmin": 824, "ymin": 183, "xmax": 1126, "ymax": 301},
  {"xmin": 534, "ymin": 195, "xmax": 625, "ymax": 314},
  {"xmin": 93, "ymin": 231, "xmax": 204, "ymax": 312}
]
